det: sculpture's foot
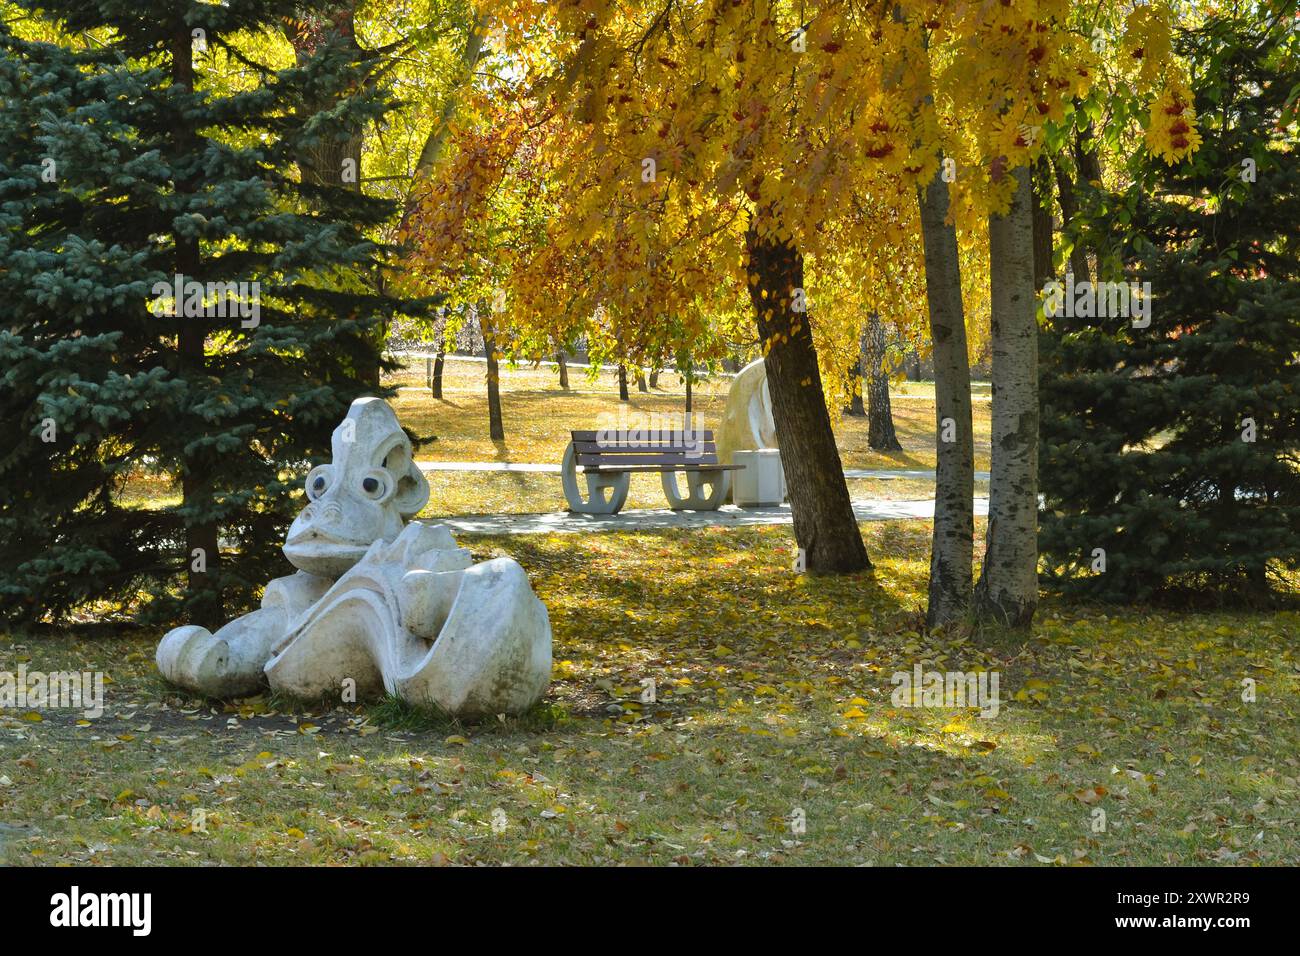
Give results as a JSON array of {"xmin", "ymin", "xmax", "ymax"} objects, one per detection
[
  {"xmin": 156, "ymin": 612, "xmax": 281, "ymax": 698},
  {"xmin": 397, "ymin": 558, "xmax": 552, "ymax": 718}
]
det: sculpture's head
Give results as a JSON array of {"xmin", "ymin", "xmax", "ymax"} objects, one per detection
[{"xmin": 283, "ymin": 398, "xmax": 431, "ymax": 577}]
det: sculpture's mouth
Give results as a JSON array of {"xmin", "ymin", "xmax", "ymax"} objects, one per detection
[{"xmin": 283, "ymin": 528, "xmax": 369, "ymax": 574}]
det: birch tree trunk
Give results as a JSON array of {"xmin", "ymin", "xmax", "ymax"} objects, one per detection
[
  {"xmin": 974, "ymin": 166, "xmax": 1039, "ymax": 628},
  {"xmin": 917, "ymin": 171, "xmax": 975, "ymax": 629}
]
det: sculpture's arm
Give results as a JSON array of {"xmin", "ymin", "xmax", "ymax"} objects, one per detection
[
  {"xmin": 157, "ymin": 571, "xmax": 332, "ymax": 698},
  {"xmin": 397, "ymin": 540, "xmax": 474, "ymax": 638}
]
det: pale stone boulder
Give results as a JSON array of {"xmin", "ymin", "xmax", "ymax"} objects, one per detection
[{"xmin": 156, "ymin": 397, "xmax": 552, "ymax": 717}]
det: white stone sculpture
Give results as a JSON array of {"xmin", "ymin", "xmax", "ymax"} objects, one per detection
[
  {"xmin": 717, "ymin": 358, "xmax": 786, "ymax": 501},
  {"xmin": 156, "ymin": 398, "xmax": 551, "ymax": 717},
  {"xmin": 716, "ymin": 358, "xmax": 778, "ymax": 462}
]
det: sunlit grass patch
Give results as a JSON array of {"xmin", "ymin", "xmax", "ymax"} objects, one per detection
[
  {"xmin": 390, "ymin": 357, "xmax": 992, "ymax": 473},
  {"xmin": 114, "ymin": 360, "xmax": 992, "ymax": 511}
]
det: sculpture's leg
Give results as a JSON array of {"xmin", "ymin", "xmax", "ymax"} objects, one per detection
[
  {"xmin": 561, "ymin": 441, "xmax": 629, "ymax": 514},
  {"xmin": 661, "ymin": 469, "xmax": 729, "ymax": 511},
  {"xmin": 156, "ymin": 606, "xmax": 288, "ymax": 698},
  {"xmin": 397, "ymin": 558, "xmax": 551, "ymax": 717},
  {"xmin": 264, "ymin": 589, "xmax": 389, "ymax": 702}
]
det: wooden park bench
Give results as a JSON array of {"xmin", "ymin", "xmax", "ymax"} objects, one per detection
[{"xmin": 561, "ymin": 429, "xmax": 744, "ymax": 514}]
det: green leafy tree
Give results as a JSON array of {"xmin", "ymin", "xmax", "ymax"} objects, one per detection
[
  {"xmin": 0, "ymin": 1, "xmax": 415, "ymax": 627},
  {"xmin": 1039, "ymin": 7, "xmax": 1300, "ymax": 604}
]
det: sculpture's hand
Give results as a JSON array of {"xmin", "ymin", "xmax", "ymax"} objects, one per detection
[
  {"xmin": 156, "ymin": 626, "xmax": 230, "ymax": 693},
  {"xmin": 156, "ymin": 606, "xmax": 289, "ymax": 698}
]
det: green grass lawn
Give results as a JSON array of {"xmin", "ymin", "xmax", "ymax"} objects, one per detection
[{"xmin": 3, "ymin": 521, "xmax": 1295, "ymax": 866}]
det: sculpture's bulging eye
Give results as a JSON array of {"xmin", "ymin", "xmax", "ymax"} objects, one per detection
[
  {"xmin": 305, "ymin": 465, "xmax": 331, "ymax": 500},
  {"xmin": 362, "ymin": 476, "xmax": 385, "ymax": 498}
]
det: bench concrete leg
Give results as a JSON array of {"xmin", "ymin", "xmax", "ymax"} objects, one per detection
[
  {"xmin": 661, "ymin": 470, "xmax": 729, "ymax": 511},
  {"xmin": 562, "ymin": 441, "xmax": 630, "ymax": 514}
]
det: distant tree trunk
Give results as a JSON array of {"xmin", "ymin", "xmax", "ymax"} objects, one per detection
[
  {"xmin": 481, "ymin": 306, "xmax": 505, "ymax": 441},
  {"xmin": 746, "ymin": 209, "xmax": 870, "ymax": 574},
  {"xmin": 1052, "ymin": 159, "xmax": 1091, "ymax": 285},
  {"xmin": 636, "ymin": 367, "xmax": 648, "ymax": 392},
  {"xmin": 429, "ymin": 307, "xmax": 446, "ymax": 398},
  {"xmin": 284, "ymin": 4, "xmax": 383, "ymax": 388},
  {"xmin": 974, "ymin": 166, "xmax": 1039, "ymax": 629},
  {"xmin": 865, "ymin": 313, "xmax": 903, "ymax": 451},
  {"xmin": 1073, "ymin": 118, "xmax": 1104, "ymax": 188},
  {"xmin": 617, "ymin": 363, "xmax": 629, "ymax": 402},
  {"xmin": 556, "ymin": 351, "xmax": 569, "ymax": 389},
  {"xmin": 1031, "ymin": 155, "xmax": 1054, "ymax": 291},
  {"xmin": 684, "ymin": 367, "xmax": 692, "ymax": 413},
  {"xmin": 844, "ymin": 325, "xmax": 866, "ymax": 417},
  {"xmin": 918, "ymin": 168, "xmax": 975, "ymax": 629},
  {"xmin": 649, "ymin": 368, "xmax": 659, "ymax": 389},
  {"xmin": 845, "ymin": 373, "xmax": 865, "ymax": 416},
  {"xmin": 400, "ymin": 14, "xmax": 486, "ymax": 226},
  {"xmin": 905, "ymin": 349, "xmax": 922, "ymax": 381},
  {"xmin": 172, "ymin": 23, "xmax": 221, "ymax": 627},
  {"xmin": 1051, "ymin": 111, "xmax": 1103, "ymax": 287}
]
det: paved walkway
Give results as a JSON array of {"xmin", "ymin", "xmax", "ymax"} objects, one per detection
[
  {"xmin": 417, "ymin": 460, "xmax": 991, "ymax": 481},
  {"xmin": 438, "ymin": 497, "xmax": 990, "ymax": 535}
]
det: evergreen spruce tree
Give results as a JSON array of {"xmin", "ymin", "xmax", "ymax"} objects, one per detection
[
  {"xmin": 1039, "ymin": 9, "xmax": 1300, "ymax": 604},
  {"xmin": 0, "ymin": 2, "xmax": 414, "ymax": 627}
]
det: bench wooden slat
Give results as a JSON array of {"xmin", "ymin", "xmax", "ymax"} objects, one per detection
[
  {"xmin": 578, "ymin": 453, "xmax": 720, "ymax": 467},
  {"xmin": 571, "ymin": 429, "xmax": 713, "ymax": 443},
  {"xmin": 574, "ymin": 440, "xmax": 716, "ymax": 455},
  {"xmin": 582, "ymin": 463, "xmax": 744, "ymax": 473}
]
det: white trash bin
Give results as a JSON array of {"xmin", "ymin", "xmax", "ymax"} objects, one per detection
[{"xmin": 732, "ymin": 449, "xmax": 786, "ymax": 507}]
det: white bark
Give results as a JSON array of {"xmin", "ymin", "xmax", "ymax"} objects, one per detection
[
  {"xmin": 975, "ymin": 166, "xmax": 1039, "ymax": 628},
  {"xmin": 918, "ymin": 171, "xmax": 975, "ymax": 628}
]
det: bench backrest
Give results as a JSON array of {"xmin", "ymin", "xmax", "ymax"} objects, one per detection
[{"xmin": 571, "ymin": 430, "xmax": 718, "ymax": 466}]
